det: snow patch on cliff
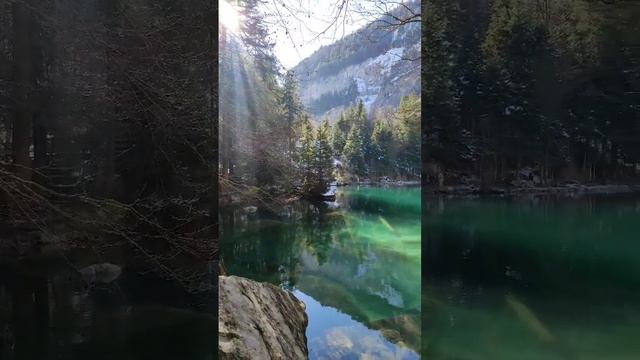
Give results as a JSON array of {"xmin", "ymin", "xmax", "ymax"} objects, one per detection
[
  {"xmin": 353, "ymin": 77, "xmax": 380, "ymax": 111},
  {"xmin": 369, "ymin": 47, "xmax": 405, "ymax": 76}
]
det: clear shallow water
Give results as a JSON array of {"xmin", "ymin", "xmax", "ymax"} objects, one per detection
[
  {"xmin": 424, "ymin": 194, "xmax": 640, "ymax": 360},
  {"xmin": 221, "ymin": 186, "xmax": 422, "ymax": 359}
]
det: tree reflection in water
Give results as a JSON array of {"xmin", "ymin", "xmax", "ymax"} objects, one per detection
[
  {"xmin": 0, "ymin": 246, "xmax": 215, "ymax": 360},
  {"xmin": 221, "ymin": 186, "xmax": 421, "ymax": 358}
]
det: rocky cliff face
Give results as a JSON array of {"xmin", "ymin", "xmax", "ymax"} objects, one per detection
[
  {"xmin": 218, "ymin": 275, "xmax": 308, "ymax": 360},
  {"xmin": 293, "ymin": 2, "xmax": 420, "ymax": 121}
]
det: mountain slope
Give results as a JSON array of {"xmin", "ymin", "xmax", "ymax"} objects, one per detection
[{"xmin": 293, "ymin": 3, "xmax": 420, "ymax": 121}]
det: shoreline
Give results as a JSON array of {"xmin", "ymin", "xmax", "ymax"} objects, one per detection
[
  {"xmin": 221, "ymin": 182, "xmax": 640, "ymax": 207},
  {"xmin": 425, "ymin": 184, "xmax": 640, "ymax": 197},
  {"xmin": 334, "ymin": 180, "xmax": 421, "ymax": 187}
]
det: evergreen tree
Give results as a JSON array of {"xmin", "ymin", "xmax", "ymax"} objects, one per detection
[
  {"xmin": 316, "ymin": 119, "xmax": 334, "ymax": 185},
  {"xmin": 331, "ymin": 114, "xmax": 349, "ymax": 157},
  {"xmin": 423, "ymin": 0, "xmax": 464, "ymax": 169},
  {"xmin": 371, "ymin": 118, "xmax": 394, "ymax": 179},
  {"xmin": 394, "ymin": 95, "xmax": 421, "ymax": 178},
  {"xmin": 343, "ymin": 122, "xmax": 366, "ymax": 178},
  {"xmin": 422, "ymin": 0, "xmax": 624, "ymax": 186},
  {"xmin": 237, "ymin": 0, "xmax": 277, "ymax": 76},
  {"xmin": 282, "ymin": 70, "xmax": 302, "ymax": 161},
  {"xmin": 343, "ymin": 105, "xmax": 358, "ymax": 127},
  {"xmin": 355, "ymin": 99, "xmax": 366, "ymax": 125},
  {"xmin": 353, "ymin": 99, "xmax": 374, "ymax": 174},
  {"xmin": 298, "ymin": 115, "xmax": 316, "ymax": 190}
]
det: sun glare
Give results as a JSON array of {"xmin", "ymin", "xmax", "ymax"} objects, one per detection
[{"xmin": 220, "ymin": 0, "xmax": 240, "ymax": 33}]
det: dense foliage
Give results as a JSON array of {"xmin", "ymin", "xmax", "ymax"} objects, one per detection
[
  {"xmin": 332, "ymin": 97, "xmax": 421, "ymax": 182},
  {"xmin": 424, "ymin": 0, "xmax": 640, "ymax": 187},
  {"xmin": 0, "ymin": 0, "xmax": 216, "ymax": 288}
]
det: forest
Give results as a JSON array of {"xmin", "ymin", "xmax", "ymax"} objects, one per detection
[
  {"xmin": 424, "ymin": 0, "xmax": 640, "ymax": 188},
  {"xmin": 307, "ymin": 79, "xmax": 359, "ymax": 116},
  {"xmin": 219, "ymin": 2, "xmax": 421, "ymax": 204},
  {"xmin": 0, "ymin": 0, "xmax": 217, "ymax": 359},
  {"xmin": 1, "ymin": 2, "xmax": 217, "ymax": 357},
  {"xmin": 1, "ymin": 0, "xmax": 216, "ymax": 286}
]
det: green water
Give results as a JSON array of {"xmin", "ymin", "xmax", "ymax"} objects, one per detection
[
  {"xmin": 424, "ymin": 194, "xmax": 640, "ymax": 360},
  {"xmin": 221, "ymin": 186, "xmax": 421, "ymax": 359}
]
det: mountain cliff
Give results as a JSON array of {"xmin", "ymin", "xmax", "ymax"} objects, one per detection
[{"xmin": 293, "ymin": 3, "xmax": 420, "ymax": 121}]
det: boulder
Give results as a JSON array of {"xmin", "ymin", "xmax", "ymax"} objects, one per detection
[
  {"xmin": 218, "ymin": 275, "xmax": 308, "ymax": 360},
  {"xmin": 78, "ymin": 263, "xmax": 122, "ymax": 285},
  {"xmin": 243, "ymin": 206, "xmax": 258, "ymax": 214}
]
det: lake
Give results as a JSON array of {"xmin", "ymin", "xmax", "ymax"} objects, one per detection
[
  {"xmin": 424, "ymin": 193, "xmax": 640, "ymax": 360},
  {"xmin": 0, "ymin": 245, "xmax": 215, "ymax": 360},
  {"xmin": 221, "ymin": 186, "xmax": 422, "ymax": 359}
]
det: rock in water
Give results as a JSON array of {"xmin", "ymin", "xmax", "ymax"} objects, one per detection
[
  {"xmin": 243, "ymin": 206, "xmax": 258, "ymax": 214},
  {"xmin": 79, "ymin": 263, "xmax": 122, "ymax": 285},
  {"xmin": 218, "ymin": 275, "xmax": 308, "ymax": 359}
]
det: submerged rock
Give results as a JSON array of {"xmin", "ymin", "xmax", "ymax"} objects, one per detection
[
  {"xmin": 218, "ymin": 275, "xmax": 308, "ymax": 360},
  {"xmin": 79, "ymin": 263, "xmax": 122, "ymax": 285},
  {"xmin": 243, "ymin": 206, "xmax": 258, "ymax": 214},
  {"xmin": 370, "ymin": 314, "xmax": 421, "ymax": 352}
]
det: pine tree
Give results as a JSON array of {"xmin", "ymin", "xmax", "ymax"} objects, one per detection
[
  {"xmin": 282, "ymin": 70, "xmax": 302, "ymax": 161},
  {"xmin": 394, "ymin": 95, "xmax": 421, "ymax": 178},
  {"xmin": 316, "ymin": 119, "xmax": 334, "ymax": 185},
  {"xmin": 298, "ymin": 115, "xmax": 316, "ymax": 191},
  {"xmin": 371, "ymin": 119, "xmax": 394, "ymax": 179},
  {"xmin": 355, "ymin": 99, "xmax": 366, "ymax": 125},
  {"xmin": 354, "ymin": 99, "xmax": 374, "ymax": 175},
  {"xmin": 343, "ymin": 105, "xmax": 358, "ymax": 127},
  {"xmin": 331, "ymin": 114, "xmax": 348, "ymax": 157},
  {"xmin": 237, "ymin": 0, "xmax": 277, "ymax": 76},
  {"xmin": 343, "ymin": 122, "xmax": 366, "ymax": 178}
]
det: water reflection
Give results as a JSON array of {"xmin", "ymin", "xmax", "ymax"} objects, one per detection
[
  {"xmin": 0, "ymin": 249, "xmax": 215, "ymax": 360},
  {"xmin": 424, "ymin": 194, "xmax": 640, "ymax": 360},
  {"xmin": 221, "ymin": 186, "xmax": 422, "ymax": 359}
]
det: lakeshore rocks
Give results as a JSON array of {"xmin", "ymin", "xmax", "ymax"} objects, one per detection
[
  {"xmin": 218, "ymin": 275, "xmax": 308, "ymax": 360},
  {"xmin": 321, "ymin": 184, "xmax": 337, "ymax": 201}
]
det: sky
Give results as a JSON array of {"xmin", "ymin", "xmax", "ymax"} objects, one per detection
[
  {"xmin": 221, "ymin": 0, "xmax": 398, "ymax": 69},
  {"xmin": 262, "ymin": 0, "xmax": 373, "ymax": 69},
  {"xmin": 265, "ymin": 0, "xmax": 366, "ymax": 69}
]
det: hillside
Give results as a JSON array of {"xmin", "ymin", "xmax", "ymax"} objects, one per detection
[{"xmin": 293, "ymin": 2, "xmax": 420, "ymax": 121}]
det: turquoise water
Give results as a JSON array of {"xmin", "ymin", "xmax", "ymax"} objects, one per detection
[
  {"xmin": 424, "ymin": 194, "xmax": 640, "ymax": 360},
  {"xmin": 221, "ymin": 186, "xmax": 422, "ymax": 359}
]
